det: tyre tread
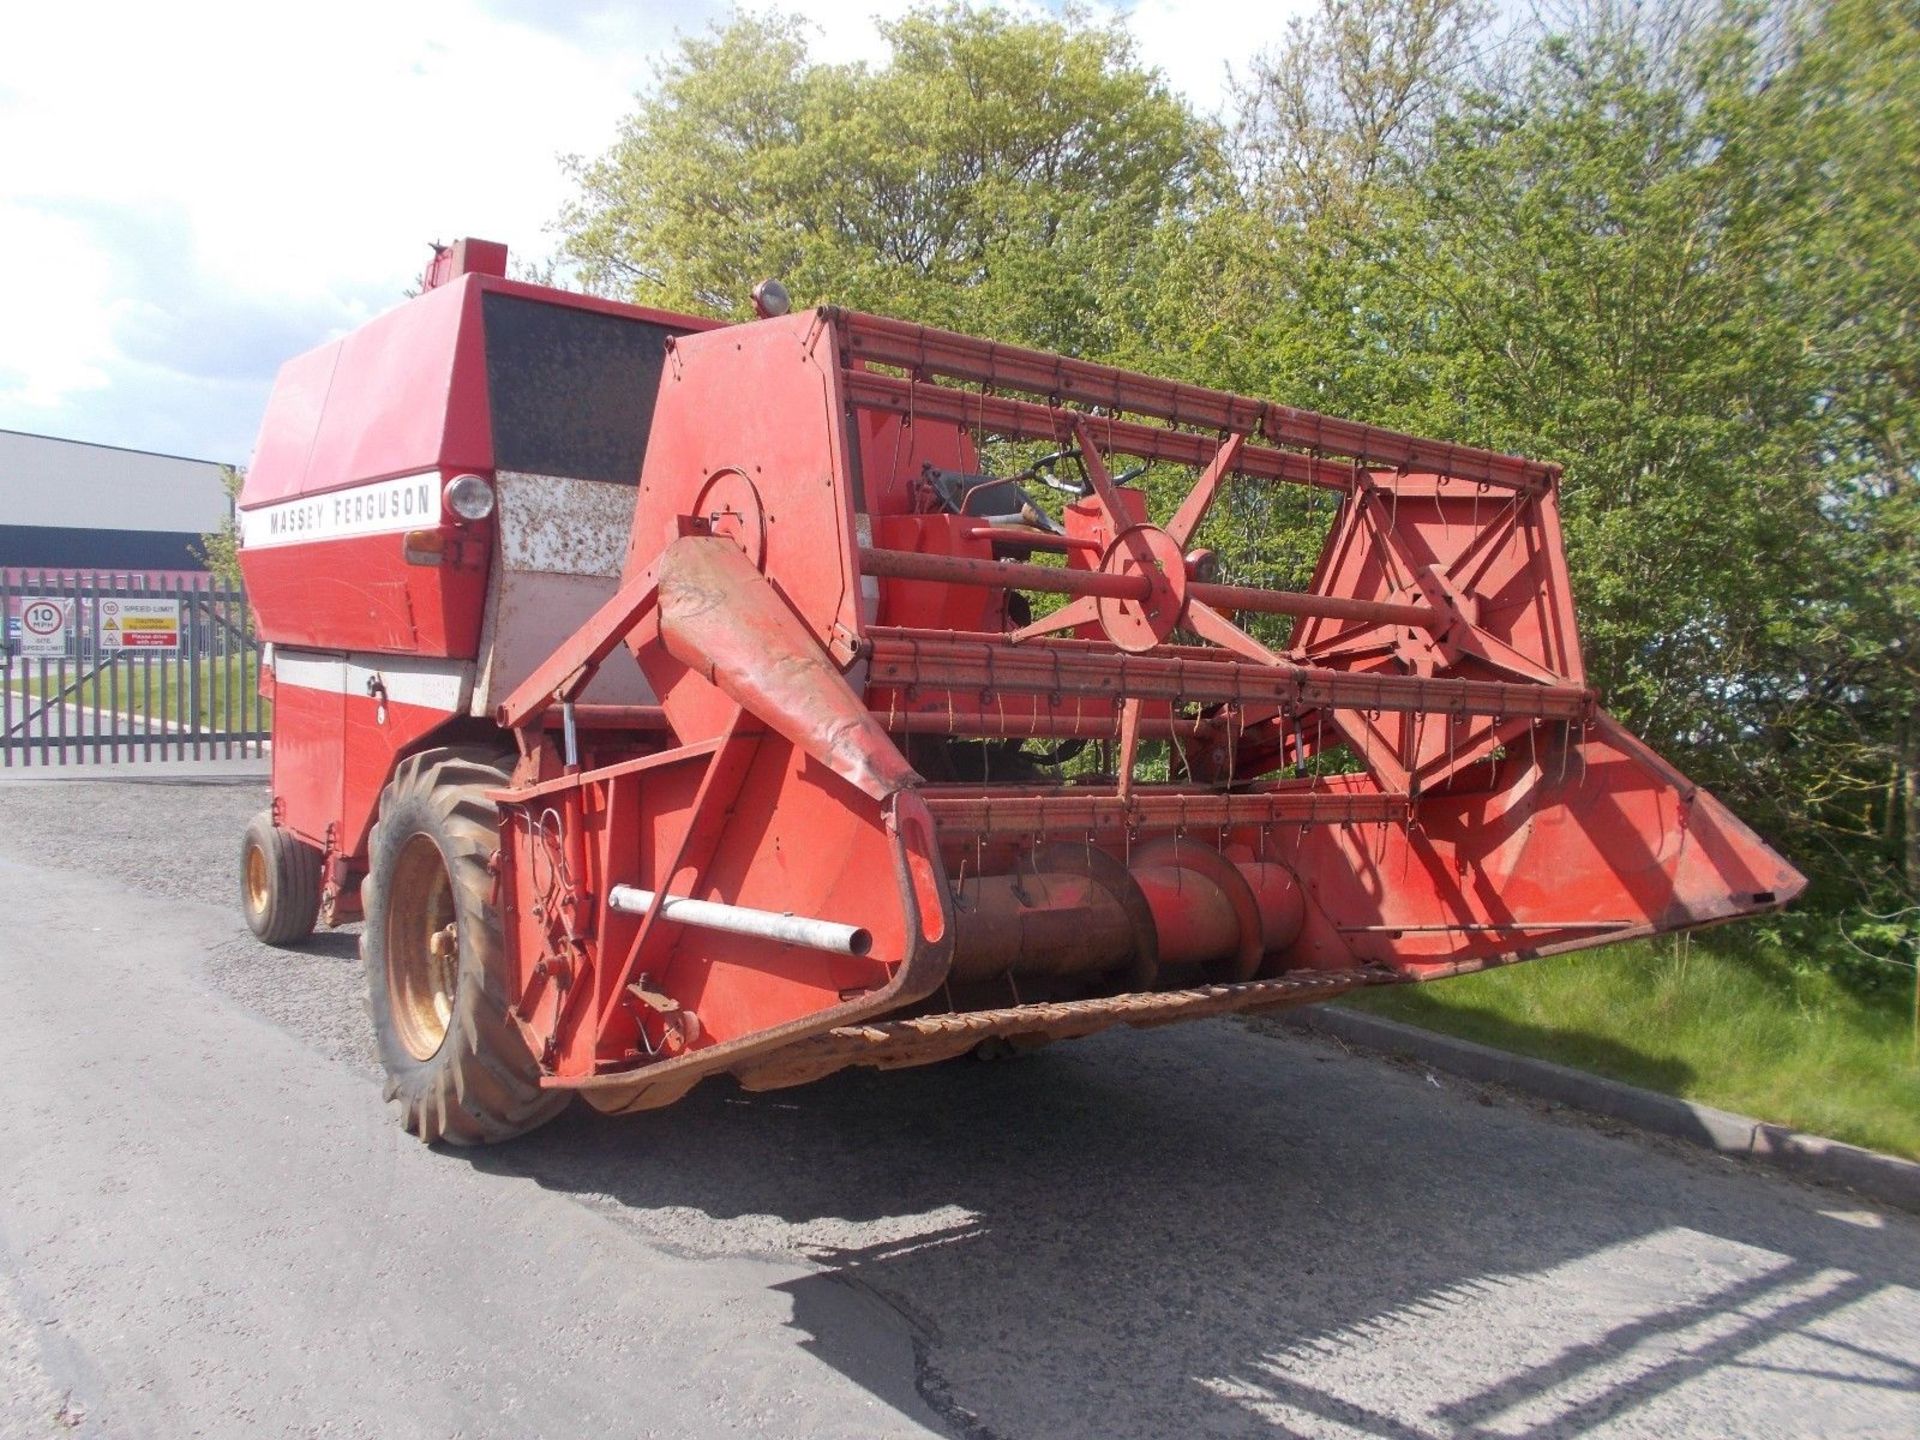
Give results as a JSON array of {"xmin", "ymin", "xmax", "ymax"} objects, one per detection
[
  {"xmin": 241, "ymin": 811, "xmax": 322, "ymax": 947},
  {"xmin": 362, "ymin": 747, "xmax": 566, "ymax": 1146}
]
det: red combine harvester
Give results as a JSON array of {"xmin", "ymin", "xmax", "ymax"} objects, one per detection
[{"xmin": 236, "ymin": 239, "xmax": 1802, "ymax": 1143}]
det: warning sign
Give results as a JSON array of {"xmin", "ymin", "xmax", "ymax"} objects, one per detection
[
  {"xmin": 19, "ymin": 599, "xmax": 72, "ymax": 659},
  {"xmin": 98, "ymin": 598, "xmax": 181, "ymax": 654}
]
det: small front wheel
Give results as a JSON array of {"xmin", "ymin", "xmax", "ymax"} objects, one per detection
[{"xmin": 240, "ymin": 810, "xmax": 322, "ymax": 946}]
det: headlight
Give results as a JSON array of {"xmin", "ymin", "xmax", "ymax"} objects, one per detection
[
  {"xmin": 444, "ymin": 473, "xmax": 495, "ymax": 522},
  {"xmin": 752, "ymin": 278, "xmax": 791, "ymax": 319}
]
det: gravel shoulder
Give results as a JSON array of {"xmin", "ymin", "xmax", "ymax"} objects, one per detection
[{"xmin": 1, "ymin": 772, "xmax": 1917, "ymax": 1440}]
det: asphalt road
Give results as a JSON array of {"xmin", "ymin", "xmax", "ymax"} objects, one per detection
[{"xmin": 1, "ymin": 768, "xmax": 1917, "ymax": 1440}]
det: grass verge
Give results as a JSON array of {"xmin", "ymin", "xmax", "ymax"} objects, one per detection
[
  {"xmin": 1343, "ymin": 936, "xmax": 1920, "ymax": 1161},
  {"xmin": 5, "ymin": 657, "xmax": 268, "ymax": 732}
]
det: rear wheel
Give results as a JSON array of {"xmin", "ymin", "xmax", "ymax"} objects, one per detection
[
  {"xmin": 362, "ymin": 749, "xmax": 566, "ymax": 1145},
  {"xmin": 240, "ymin": 810, "xmax": 321, "ymax": 946}
]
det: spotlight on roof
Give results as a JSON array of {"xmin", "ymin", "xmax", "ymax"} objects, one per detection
[{"xmin": 752, "ymin": 279, "xmax": 792, "ymax": 319}]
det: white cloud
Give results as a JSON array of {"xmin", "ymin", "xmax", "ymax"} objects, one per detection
[
  {"xmin": 0, "ymin": 0, "xmax": 1309, "ymax": 462},
  {"xmin": 0, "ymin": 205, "xmax": 120, "ymax": 408}
]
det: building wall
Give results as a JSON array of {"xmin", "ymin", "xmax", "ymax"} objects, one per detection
[{"xmin": 0, "ymin": 429, "xmax": 233, "ymax": 571}]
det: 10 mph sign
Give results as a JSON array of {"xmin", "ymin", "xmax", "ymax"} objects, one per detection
[{"xmin": 19, "ymin": 599, "xmax": 71, "ymax": 658}]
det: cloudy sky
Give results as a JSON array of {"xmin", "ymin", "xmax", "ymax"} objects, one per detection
[{"xmin": 0, "ymin": 1, "xmax": 1307, "ymax": 465}]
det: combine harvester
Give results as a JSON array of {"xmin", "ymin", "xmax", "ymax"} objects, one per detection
[{"xmin": 236, "ymin": 239, "xmax": 1802, "ymax": 1143}]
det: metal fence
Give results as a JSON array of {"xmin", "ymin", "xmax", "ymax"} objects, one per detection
[{"xmin": 1, "ymin": 569, "xmax": 267, "ymax": 766}]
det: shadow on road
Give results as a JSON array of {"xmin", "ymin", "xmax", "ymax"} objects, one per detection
[{"xmin": 469, "ymin": 1025, "xmax": 1920, "ymax": 1439}]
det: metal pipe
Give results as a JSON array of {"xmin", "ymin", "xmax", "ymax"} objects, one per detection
[
  {"xmin": 872, "ymin": 625, "xmax": 1235, "ymax": 665},
  {"xmin": 1189, "ymin": 580, "xmax": 1434, "ymax": 631},
  {"xmin": 884, "ymin": 711, "xmax": 1207, "ymax": 740},
  {"xmin": 961, "ymin": 526, "xmax": 1102, "ymax": 554},
  {"xmin": 923, "ymin": 787, "xmax": 1410, "ymax": 838},
  {"xmin": 858, "ymin": 546, "xmax": 1438, "ymax": 632},
  {"xmin": 607, "ymin": 885, "xmax": 873, "ymax": 956},
  {"xmin": 542, "ymin": 704, "xmax": 671, "ymax": 730},
  {"xmin": 837, "ymin": 310, "xmax": 1556, "ymax": 488},
  {"xmin": 843, "ymin": 369, "xmax": 1350, "ymax": 490},
  {"xmin": 865, "ymin": 633, "xmax": 1593, "ymax": 720},
  {"xmin": 860, "ymin": 545, "xmax": 1145, "ymax": 599}
]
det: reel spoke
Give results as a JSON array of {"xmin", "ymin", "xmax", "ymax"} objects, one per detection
[
  {"xmin": 1010, "ymin": 593, "xmax": 1101, "ymax": 644},
  {"xmin": 1166, "ymin": 433, "xmax": 1247, "ymax": 550},
  {"xmin": 1185, "ymin": 599, "xmax": 1285, "ymax": 666}
]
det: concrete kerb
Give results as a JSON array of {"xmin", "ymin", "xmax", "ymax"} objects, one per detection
[{"xmin": 1267, "ymin": 1005, "xmax": 1920, "ymax": 1217}]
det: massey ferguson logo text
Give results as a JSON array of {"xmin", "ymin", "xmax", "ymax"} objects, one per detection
[{"xmin": 242, "ymin": 474, "xmax": 439, "ymax": 549}]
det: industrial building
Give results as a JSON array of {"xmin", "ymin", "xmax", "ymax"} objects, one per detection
[{"xmin": 0, "ymin": 429, "xmax": 234, "ymax": 574}]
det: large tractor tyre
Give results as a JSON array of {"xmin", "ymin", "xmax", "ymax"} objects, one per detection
[
  {"xmin": 241, "ymin": 810, "xmax": 322, "ymax": 946},
  {"xmin": 361, "ymin": 749, "xmax": 566, "ymax": 1145}
]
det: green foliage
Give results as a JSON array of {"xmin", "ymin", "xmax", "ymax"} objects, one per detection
[
  {"xmin": 1767, "ymin": 0, "xmax": 1920, "ymax": 930},
  {"xmin": 1398, "ymin": 1, "xmax": 1920, "ymax": 939},
  {"xmin": 561, "ymin": 3, "xmax": 1219, "ymax": 353},
  {"xmin": 1355, "ymin": 10, "xmax": 1842, "ymax": 828},
  {"xmin": 1348, "ymin": 931, "xmax": 1920, "ymax": 1159},
  {"xmin": 556, "ymin": 0, "xmax": 1918, "ymax": 977},
  {"xmin": 195, "ymin": 464, "xmax": 245, "ymax": 589},
  {"xmin": 8, "ymin": 655, "xmax": 266, "ymax": 731}
]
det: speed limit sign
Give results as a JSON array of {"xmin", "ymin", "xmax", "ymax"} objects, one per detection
[{"xmin": 19, "ymin": 599, "xmax": 71, "ymax": 659}]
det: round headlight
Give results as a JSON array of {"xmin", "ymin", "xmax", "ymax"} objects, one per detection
[
  {"xmin": 752, "ymin": 278, "xmax": 791, "ymax": 319},
  {"xmin": 444, "ymin": 473, "xmax": 495, "ymax": 522}
]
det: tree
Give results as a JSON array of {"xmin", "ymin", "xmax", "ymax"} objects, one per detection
[
  {"xmin": 1109, "ymin": 0, "xmax": 1915, "ymax": 934},
  {"xmin": 196, "ymin": 464, "xmax": 245, "ymax": 589},
  {"xmin": 1230, "ymin": 0, "xmax": 1490, "ymax": 225},
  {"xmin": 1227, "ymin": 0, "xmax": 1914, "ymax": 930},
  {"xmin": 1769, "ymin": 0, "xmax": 1919, "ymax": 907},
  {"xmin": 555, "ymin": 0, "xmax": 1915, "ymax": 945},
  {"xmin": 559, "ymin": 4, "xmax": 1219, "ymax": 354}
]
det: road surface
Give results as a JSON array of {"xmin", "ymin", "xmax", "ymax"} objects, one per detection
[{"xmin": 1, "ymin": 768, "xmax": 1916, "ymax": 1439}]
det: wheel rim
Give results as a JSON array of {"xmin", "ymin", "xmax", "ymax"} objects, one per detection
[
  {"xmin": 244, "ymin": 842, "xmax": 270, "ymax": 915},
  {"xmin": 387, "ymin": 832, "xmax": 459, "ymax": 1061}
]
